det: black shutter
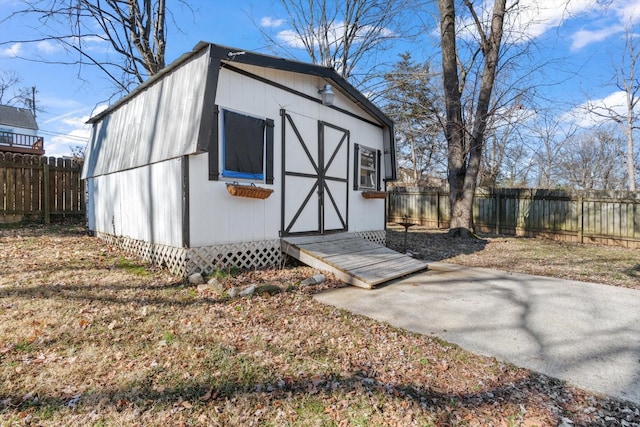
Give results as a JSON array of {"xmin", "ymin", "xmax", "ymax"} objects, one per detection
[
  {"xmin": 376, "ymin": 149, "xmax": 382, "ymax": 190},
  {"xmin": 353, "ymin": 143, "xmax": 360, "ymax": 190},
  {"xmin": 208, "ymin": 105, "xmax": 220, "ymax": 181},
  {"xmin": 266, "ymin": 119, "xmax": 275, "ymax": 184}
]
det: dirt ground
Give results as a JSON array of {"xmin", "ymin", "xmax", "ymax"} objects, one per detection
[{"xmin": 1, "ymin": 223, "xmax": 639, "ymax": 426}]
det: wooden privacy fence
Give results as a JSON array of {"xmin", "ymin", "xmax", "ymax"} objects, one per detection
[
  {"xmin": 388, "ymin": 187, "xmax": 640, "ymax": 248},
  {"xmin": 0, "ymin": 153, "xmax": 84, "ymax": 223}
]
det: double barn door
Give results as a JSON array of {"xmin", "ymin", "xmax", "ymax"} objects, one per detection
[{"xmin": 281, "ymin": 110, "xmax": 349, "ymax": 236}]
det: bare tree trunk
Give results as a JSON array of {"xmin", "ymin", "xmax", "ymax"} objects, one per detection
[
  {"xmin": 625, "ymin": 86, "xmax": 636, "ymax": 191},
  {"xmin": 438, "ymin": 0, "xmax": 508, "ymax": 237},
  {"xmin": 437, "ymin": 0, "xmax": 468, "ymax": 234}
]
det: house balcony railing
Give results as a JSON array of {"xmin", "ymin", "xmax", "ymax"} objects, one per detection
[{"xmin": 0, "ymin": 131, "xmax": 45, "ymax": 155}]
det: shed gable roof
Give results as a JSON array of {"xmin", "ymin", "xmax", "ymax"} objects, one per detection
[
  {"xmin": 88, "ymin": 42, "xmax": 392, "ymax": 128},
  {"xmin": 0, "ymin": 105, "xmax": 38, "ymax": 130},
  {"xmin": 83, "ymin": 42, "xmax": 396, "ymax": 180}
]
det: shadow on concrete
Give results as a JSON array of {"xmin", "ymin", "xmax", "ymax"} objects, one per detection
[{"xmin": 315, "ymin": 266, "xmax": 640, "ymax": 406}]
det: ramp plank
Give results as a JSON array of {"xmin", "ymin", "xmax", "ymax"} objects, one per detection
[{"xmin": 281, "ymin": 233, "xmax": 428, "ymax": 288}]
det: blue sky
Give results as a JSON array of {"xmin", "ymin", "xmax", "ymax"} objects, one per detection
[{"xmin": 1, "ymin": 0, "xmax": 640, "ymax": 157}]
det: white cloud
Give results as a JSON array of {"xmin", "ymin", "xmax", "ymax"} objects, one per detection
[
  {"xmin": 460, "ymin": 0, "xmax": 624, "ymax": 48},
  {"xmin": 275, "ymin": 20, "xmax": 392, "ymax": 52},
  {"xmin": 261, "ymin": 16, "xmax": 285, "ymax": 28},
  {"xmin": 563, "ymin": 90, "xmax": 629, "ymax": 128},
  {"xmin": 37, "ymin": 103, "xmax": 100, "ymax": 157},
  {"xmin": 564, "ymin": 0, "xmax": 640, "ymax": 49},
  {"xmin": 0, "ymin": 42, "xmax": 22, "ymax": 57},
  {"xmin": 570, "ymin": 25, "xmax": 624, "ymax": 50},
  {"xmin": 276, "ymin": 29, "xmax": 307, "ymax": 49},
  {"xmin": 614, "ymin": 0, "xmax": 640, "ymax": 24},
  {"xmin": 36, "ymin": 40, "xmax": 63, "ymax": 55},
  {"xmin": 45, "ymin": 127, "xmax": 90, "ymax": 158},
  {"xmin": 42, "ymin": 103, "xmax": 112, "ymax": 157}
]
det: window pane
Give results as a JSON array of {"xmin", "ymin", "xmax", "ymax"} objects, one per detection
[
  {"xmin": 360, "ymin": 170, "xmax": 376, "ymax": 188},
  {"xmin": 223, "ymin": 110, "xmax": 265, "ymax": 179},
  {"xmin": 360, "ymin": 149, "xmax": 375, "ymax": 169},
  {"xmin": 359, "ymin": 147, "xmax": 377, "ymax": 189}
]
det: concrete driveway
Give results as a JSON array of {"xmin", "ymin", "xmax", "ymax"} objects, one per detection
[{"xmin": 314, "ymin": 262, "xmax": 640, "ymax": 405}]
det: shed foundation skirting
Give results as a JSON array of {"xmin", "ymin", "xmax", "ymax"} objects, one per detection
[
  {"xmin": 186, "ymin": 240, "xmax": 282, "ymax": 275},
  {"xmin": 95, "ymin": 232, "xmax": 282, "ymax": 276},
  {"xmin": 353, "ymin": 230, "xmax": 386, "ymax": 246},
  {"xmin": 96, "ymin": 232, "xmax": 188, "ymax": 275},
  {"xmin": 95, "ymin": 230, "xmax": 385, "ymax": 276}
]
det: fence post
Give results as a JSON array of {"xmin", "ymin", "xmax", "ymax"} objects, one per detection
[
  {"xmin": 436, "ymin": 191, "xmax": 440, "ymax": 228},
  {"xmin": 578, "ymin": 196, "xmax": 584, "ymax": 244},
  {"xmin": 496, "ymin": 192, "xmax": 501, "ymax": 235},
  {"xmin": 43, "ymin": 161, "xmax": 50, "ymax": 224}
]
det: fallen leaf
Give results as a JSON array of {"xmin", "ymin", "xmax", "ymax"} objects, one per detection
[{"xmin": 200, "ymin": 387, "xmax": 216, "ymax": 401}]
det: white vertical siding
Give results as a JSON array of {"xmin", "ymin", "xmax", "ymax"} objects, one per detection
[
  {"xmin": 188, "ymin": 153, "xmax": 281, "ymax": 246},
  {"xmin": 188, "ymin": 66, "xmax": 386, "ymax": 247},
  {"xmin": 348, "ymin": 123, "xmax": 387, "ymax": 232},
  {"xmin": 87, "ymin": 158, "xmax": 183, "ymax": 247}
]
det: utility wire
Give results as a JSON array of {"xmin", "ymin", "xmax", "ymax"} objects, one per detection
[{"xmin": 38, "ymin": 129, "xmax": 89, "ymax": 142}]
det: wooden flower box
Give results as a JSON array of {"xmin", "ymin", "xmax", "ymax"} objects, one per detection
[
  {"xmin": 361, "ymin": 191, "xmax": 386, "ymax": 199},
  {"xmin": 226, "ymin": 183, "xmax": 274, "ymax": 199}
]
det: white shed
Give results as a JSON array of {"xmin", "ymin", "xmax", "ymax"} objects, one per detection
[{"xmin": 82, "ymin": 42, "xmax": 397, "ymax": 276}]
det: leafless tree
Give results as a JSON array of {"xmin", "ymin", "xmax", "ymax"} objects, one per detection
[
  {"xmin": 0, "ymin": 70, "xmax": 26, "ymax": 105},
  {"xmin": 4, "ymin": 0, "xmax": 172, "ymax": 94},
  {"xmin": 0, "ymin": 70, "xmax": 38, "ymax": 112},
  {"xmin": 261, "ymin": 0, "xmax": 417, "ymax": 89},
  {"xmin": 529, "ymin": 110, "xmax": 576, "ymax": 188},
  {"xmin": 584, "ymin": 25, "xmax": 639, "ymax": 191},
  {"xmin": 479, "ymin": 97, "xmax": 534, "ymax": 187},
  {"xmin": 0, "ymin": 70, "xmax": 30, "ymax": 107},
  {"xmin": 557, "ymin": 127, "xmax": 625, "ymax": 190},
  {"xmin": 498, "ymin": 140, "xmax": 532, "ymax": 187}
]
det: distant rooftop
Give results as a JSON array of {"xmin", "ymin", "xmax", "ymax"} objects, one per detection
[{"xmin": 0, "ymin": 105, "xmax": 38, "ymax": 130}]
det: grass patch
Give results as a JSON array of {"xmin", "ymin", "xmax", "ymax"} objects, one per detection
[
  {"xmin": 624, "ymin": 264, "xmax": 640, "ymax": 278},
  {"xmin": 117, "ymin": 256, "xmax": 151, "ymax": 276}
]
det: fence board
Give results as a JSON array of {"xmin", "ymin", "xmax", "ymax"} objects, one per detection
[
  {"xmin": 6, "ymin": 158, "xmax": 14, "ymax": 212},
  {"xmin": 0, "ymin": 153, "xmax": 84, "ymax": 222},
  {"xmin": 0, "ymin": 155, "xmax": 5, "ymax": 210},
  {"xmin": 389, "ymin": 187, "xmax": 640, "ymax": 248}
]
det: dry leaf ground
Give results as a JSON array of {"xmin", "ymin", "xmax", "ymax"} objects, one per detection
[
  {"xmin": 1, "ymin": 223, "xmax": 639, "ymax": 426},
  {"xmin": 386, "ymin": 224, "xmax": 640, "ymax": 290}
]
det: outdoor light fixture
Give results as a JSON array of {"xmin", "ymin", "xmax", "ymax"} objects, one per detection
[{"xmin": 318, "ymin": 84, "xmax": 335, "ymax": 106}]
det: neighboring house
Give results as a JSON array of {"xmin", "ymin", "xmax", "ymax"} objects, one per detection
[
  {"xmin": 0, "ymin": 105, "xmax": 44, "ymax": 155},
  {"xmin": 82, "ymin": 42, "xmax": 397, "ymax": 276}
]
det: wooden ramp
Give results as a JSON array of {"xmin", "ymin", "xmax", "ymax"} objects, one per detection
[{"xmin": 281, "ymin": 233, "xmax": 428, "ymax": 289}]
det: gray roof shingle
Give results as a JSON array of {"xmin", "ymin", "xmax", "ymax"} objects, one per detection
[{"xmin": 0, "ymin": 105, "xmax": 38, "ymax": 130}]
